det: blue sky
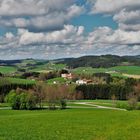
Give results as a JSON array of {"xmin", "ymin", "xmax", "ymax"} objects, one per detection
[
  {"xmin": 0, "ymin": 0, "xmax": 139, "ymax": 59},
  {"xmin": 71, "ymin": 14, "xmax": 118, "ymax": 33}
]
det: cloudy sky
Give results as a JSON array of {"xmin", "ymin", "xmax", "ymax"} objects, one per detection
[{"xmin": 0, "ymin": 0, "xmax": 140, "ymax": 59}]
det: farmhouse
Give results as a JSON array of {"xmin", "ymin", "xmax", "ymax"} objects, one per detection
[
  {"xmin": 61, "ymin": 73, "xmax": 73, "ymax": 79},
  {"xmin": 76, "ymin": 79, "xmax": 92, "ymax": 85}
]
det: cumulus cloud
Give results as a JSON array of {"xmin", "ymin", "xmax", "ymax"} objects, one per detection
[
  {"xmin": 89, "ymin": 0, "xmax": 140, "ymax": 31},
  {"xmin": 87, "ymin": 27, "xmax": 140, "ymax": 46},
  {"xmin": 0, "ymin": 0, "xmax": 84, "ymax": 31},
  {"xmin": 0, "ymin": 0, "xmax": 140, "ymax": 59},
  {"xmin": 0, "ymin": 0, "xmax": 73, "ymax": 16},
  {"xmin": 18, "ymin": 25, "xmax": 85, "ymax": 45},
  {"xmin": 84, "ymin": 26, "xmax": 140, "ymax": 56},
  {"xmin": 90, "ymin": 0, "xmax": 140, "ymax": 14},
  {"xmin": 0, "ymin": 25, "xmax": 86, "ymax": 59}
]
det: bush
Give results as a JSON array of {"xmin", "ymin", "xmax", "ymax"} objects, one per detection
[
  {"xmin": 26, "ymin": 92, "xmax": 37, "ymax": 110},
  {"xmin": 127, "ymin": 97, "xmax": 138, "ymax": 110},
  {"xmin": 59, "ymin": 99, "xmax": 67, "ymax": 109}
]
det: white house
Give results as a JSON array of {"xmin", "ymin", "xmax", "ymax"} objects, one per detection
[
  {"xmin": 61, "ymin": 73, "xmax": 73, "ymax": 79},
  {"xmin": 76, "ymin": 80, "xmax": 87, "ymax": 85}
]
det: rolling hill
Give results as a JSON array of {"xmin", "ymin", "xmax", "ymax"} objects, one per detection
[{"xmin": 57, "ymin": 55, "xmax": 140, "ymax": 68}]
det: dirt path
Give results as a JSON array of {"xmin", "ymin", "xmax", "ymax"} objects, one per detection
[
  {"xmin": 0, "ymin": 103, "xmax": 127, "ymax": 111},
  {"xmin": 75, "ymin": 102, "xmax": 127, "ymax": 111}
]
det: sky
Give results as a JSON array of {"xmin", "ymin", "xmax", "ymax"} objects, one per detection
[{"xmin": 0, "ymin": 0, "xmax": 140, "ymax": 60}]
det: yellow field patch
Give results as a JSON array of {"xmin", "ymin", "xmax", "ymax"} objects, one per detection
[{"xmin": 123, "ymin": 74, "xmax": 140, "ymax": 79}]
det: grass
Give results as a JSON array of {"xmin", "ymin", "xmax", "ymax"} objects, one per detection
[
  {"xmin": 0, "ymin": 66, "xmax": 17, "ymax": 74},
  {"xmin": 68, "ymin": 100, "xmax": 127, "ymax": 108},
  {"xmin": 70, "ymin": 100, "xmax": 140, "ymax": 110},
  {"xmin": 108, "ymin": 66, "xmax": 140, "ymax": 75},
  {"xmin": 7, "ymin": 78, "xmax": 36, "ymax": 84},
  {"xmin": 0, "ymin": 103, "xmax": 9, "ymax": 108},
  {"xmin": 46, "ymin": 77, "xmax": 70, "ymax": 84},
  {"xmin": 0, "ymin": 109, "xmax": 140, "ymax": 140},
  {"xmin": 72, "ymin": 66, "xmax": 140, "ymax": 78},
  {"xmin": 30, "ymin": 63, "xmax": 66, "ymax": 73}
]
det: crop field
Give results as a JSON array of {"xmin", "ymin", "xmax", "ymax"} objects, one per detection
[
  {"xmin": 0, "ymin": 108, "xmax": 140, "ymax": 140},
  {"xmin": 0, "ymin": 66, "xmax": 17, "ymax": 74}
]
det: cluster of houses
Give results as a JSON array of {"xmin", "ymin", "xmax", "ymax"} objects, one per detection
[{"xmin": 61, "ymin": 72, "xmax": 92, "ymax": 85}]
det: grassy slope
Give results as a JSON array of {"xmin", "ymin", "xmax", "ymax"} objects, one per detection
[
  {"xmin": 0, "ymin": 109, "xmax": 140, "ymax": 140},
  {"xmin": 0, "ymin": 66, "xmax": 17, "ymax": 74},
  {"xmin": 46, "ymin": 77, "xmax": 70, "ymax": 84},
  {"xmin": 30, "ymin": 63, "xmax": 66, "ymax": 73},
  {"xmin": 7, "ymin": 78, "xmax": 36, "ymax": 84},
  {"xmin": 109, "ymin": 66, "xmax": 140, "ymax": 75},
  {"xmin": 72, "ymin": 66, "xmax": 140, "ymax": 77}
]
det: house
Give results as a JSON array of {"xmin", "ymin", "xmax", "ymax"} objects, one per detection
[
  {"xmin": 76, "ymin": 80, "xmax": 87, "ymax": 85},
  {"xmin": 61, "ymin": 73, "xmax": 73, "ymax": 79},
  {"xmin": 76, "ymin": 79, "xmax": 92, "ymax": 85}
]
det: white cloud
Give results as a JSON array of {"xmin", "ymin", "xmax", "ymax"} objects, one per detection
[
  {"xmin": 89, "ymin": 0, "xmax": 140, "ymax": 31},
  {"xmin": 90, "ymin": 0, "xmax": 140, "ymax": 14},
  {"xmin": 0, "ymin": 0, "xmax": 84, "ymax": 31},
  {"xmin": 87, "ymin": 27, "xmax": 140, "ymax": 45},
  {"xmin": 0, "ymin": 0, "xmax": 73, "ymax": 16},
  {"xmin": 0, "ymin": 0, "xmax": 140, "ymax": 59},
  {"xmin": 19, "ymin": 25, "xmax": 85, "ymax": 45}
]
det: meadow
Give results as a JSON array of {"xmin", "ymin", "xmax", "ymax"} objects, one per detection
[
  {"xmin": 0, "ymin": 66, "xmax": 17, "ymax": 74},
  {"xmin": 0, "ymin": 108, "xmax": 140, "ymax": 140},
  {"xmin": 72, "ymin": 66, "xmax": 140, "ymax": 78},
  {"xmin": 7, "ymin": 77, "xmax": 36, "ymax": 84}
]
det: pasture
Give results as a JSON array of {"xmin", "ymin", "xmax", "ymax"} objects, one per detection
[
  {"xmin": 72, "ymin": 66, "xmax": 140, "ymax": 78},
  {"xmin": 46, "ymin": 77, "xmax": 69, "ymax": 84},
  {"xmin": 7, "ymin": 78, "xmax": 36, "ymax": 84},
  {"xmin": 0, "ymin": 108, "xmax": 140, "ymax": 140},
  {"xmin": 0, "ymin": 66, "xmax": 17, "ymax": 74}
]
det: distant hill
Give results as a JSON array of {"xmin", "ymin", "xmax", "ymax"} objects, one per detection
[
  {"xmin": 1, "ymin": 55, "xmax": 140, "ymax": 69},
  {"xmin": 0, "ymin": 60, "xmax": 22, "ymax": 66},
  {"xmin": 0, "ymin": 59, "xmax": 48, "ymax": 66},
  {"xmin": 57, "ymin": 55, "xmax": 140, "ymax": 68}
]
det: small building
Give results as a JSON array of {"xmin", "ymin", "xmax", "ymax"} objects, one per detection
[
  {"xmin": 76, "ymin": 79, "xmax": 93, "ymax": 85},
  {"xmin": 61, "ymin": 73, "xmax": 73, "ymax": 79},
  {"xmin": 76, "ymin": 80, "xmax": 87, "ymax": 85}
]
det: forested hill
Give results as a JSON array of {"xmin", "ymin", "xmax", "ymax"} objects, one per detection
[
  {"xmin": 1, "ymin": 55, "xmax": 140, "ymax": 68},
  {"xmin": 0, "ymin": 60, "xmax": 22, "ymax": 65},
  {"xmin": 57, "ymin": 55, "xmax": 140, "ymax": 68}
]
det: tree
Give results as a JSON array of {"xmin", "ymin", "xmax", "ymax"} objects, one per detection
[
  {"xmin": 127, "ymin": 93, "xmax": 138, "ymax": 110},
  {"xmin": 33, "ymin": 82, "xmax": 46, "ymax": 108},
  {"xmin": 5, "ymin": 90, "xmax": 20, "ymax": 110},
  {"xmin": 5, "ymin": 89, "xmax": 37, "ymax": 110}
]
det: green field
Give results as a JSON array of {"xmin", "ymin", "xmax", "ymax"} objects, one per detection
[
  {"xmin": 0, "ymin": 109, "xmax": 140, "ymax": 140},
  {"xmin": 109, "ymin": 66, "xmax": 140, "ymax": 75},
  {"xmin": 46, "ymin": 77, "xmax": 70, "ymax": 84},
  {"xmin": 0, "ymin": 66, "xmax": 17, "ymax": 74},
  {"xmin": 72, "ymin": 66, "xmax": 140, "ymax": 77},
  {"xmin": 7, "ymin": 78, "xmax": 36, "ymax": 84}
]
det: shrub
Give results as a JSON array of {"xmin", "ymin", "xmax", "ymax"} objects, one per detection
[
  {"xmin": 26, "ymin": 92, "xmax": 37, "ymax": 110},
  {"xmin": 19, "ymin": 93, "xmax": 28, "ymax": 109},
  {"xmin": 59, "ymin": 99, "xmax": 67, "ymax": 109},
  {"xmin": 127, "ymin": 96, "xmax": 138, "ymax": 110}
]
